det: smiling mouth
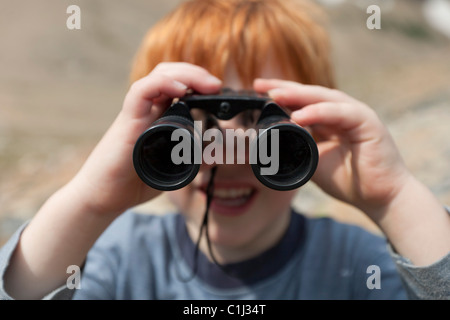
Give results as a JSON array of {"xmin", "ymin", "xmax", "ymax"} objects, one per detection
[
  {"xmin": 199, "ymin": 185, "xmax": 258, "ymax": 216},
  {"xmin": 213, "ymin": 187, "xmax": 255, "ymax": 205}
]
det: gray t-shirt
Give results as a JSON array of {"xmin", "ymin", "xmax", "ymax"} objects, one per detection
[{"xmin": 0, "ymin": 210, "xmax": 449, "ymax": 299}]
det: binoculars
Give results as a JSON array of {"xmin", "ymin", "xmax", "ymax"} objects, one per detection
[{"xmin": 133, "ymin": 89, "xmax": 318, "ymax": 191}]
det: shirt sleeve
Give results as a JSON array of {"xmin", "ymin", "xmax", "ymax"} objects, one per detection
[
  {"xmin": 387, "ymin": 206, "xmax": 450, "ymax": 300},
  {"xmin": 0, "ymin": 222, "xmax": 75, "ymax": 300},
  {"xmin": 388, "ymin": 247, "xmax": 450, "ymax": 299}
]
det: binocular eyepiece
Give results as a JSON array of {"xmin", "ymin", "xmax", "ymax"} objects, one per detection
[{"xmin": 133, "ymin": 89, "xmax": 318, "ymax": 191}]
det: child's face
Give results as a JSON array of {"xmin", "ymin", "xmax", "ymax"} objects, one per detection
[{"xmin": 167, "ymin": 63, "xmax": 297, "ymax": 259}]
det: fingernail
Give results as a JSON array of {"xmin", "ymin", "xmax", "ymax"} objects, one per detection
[
  {"xmin": 292, "ymin": 108, "xmax": 305, "ymax": 117},
  {"xmin": 207, "ymin": 76, "xmax": 222, "ymax": 86},
  {"xmin": 173, "ymin": 80, "xmax": 188, "ymax": 90},
  {"xmin": 267, "ymin": 88, "xmax": 283, "ymax": 98}
]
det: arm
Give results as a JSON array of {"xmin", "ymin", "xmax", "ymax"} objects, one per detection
[
  {"xmin": 254, "ymin": 79, "xmax": 450, "ymax": 267},
  {"xmin": 3, "ymin": 63, "xmax": 222, "ymax": 299}
]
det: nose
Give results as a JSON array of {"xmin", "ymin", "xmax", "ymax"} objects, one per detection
[
  {"xmin": 197, "ymin": 119, "xmax": 253, "ymax": 173},
  {"xmin": 217, "ymin": 118, "xmax": 256, "ymax": 165}
]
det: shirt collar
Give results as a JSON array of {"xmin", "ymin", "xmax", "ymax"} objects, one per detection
[{"xmin": 175, "ymin": 209, "xmax": 306, "ymax": 289}]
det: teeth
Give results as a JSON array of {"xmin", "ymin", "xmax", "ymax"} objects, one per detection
[{"xmin": 213, "ymin": 188, "xmax": 253, "ymax": 199}]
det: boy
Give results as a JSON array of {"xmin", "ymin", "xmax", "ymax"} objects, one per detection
[{"xmin": 1, "ymin": 0, "xmax": 449, "ymax": 299}]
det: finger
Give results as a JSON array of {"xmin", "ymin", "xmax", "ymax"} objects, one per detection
[
  {"xmin": 152, "ymin": 62, "xmax": 222, "ymax": 91},
  {"xmin": 124, "ymin": 63, "xmax": 222, "ymax": 119},
  {"xmin": 309, "ymin": 124, "xmax": 342, "ymax": 143},
  {"xmin": 253, "ymin": 78, "xmax": 299, "ymax": 92},
  {"xmin": 291, "ymin": 102, "xmax": 381, "ymax": 141},
  {"xmin": 254, "ymin": 78, "xmax": 355, "ymax": 108},
  {"xmin": 123, "ymin": 74, "xmax": 188, "ymax": 119}
]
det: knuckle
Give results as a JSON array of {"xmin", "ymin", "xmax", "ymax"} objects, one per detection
[
  {"xmin": 129, "ymin": 79, "xmax": 144, "ymax": 94},
  {"xmin": 153, "ymin": 62, "xmax": 171, "ymax": 71},
  {"xmin": 330, "ymin": 88, "xmax": 348, "ymax": 100}
]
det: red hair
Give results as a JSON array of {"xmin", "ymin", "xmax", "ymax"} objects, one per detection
[{"xmin": 130, "ymin": 0, "xmax": 335, "ymax": 88}]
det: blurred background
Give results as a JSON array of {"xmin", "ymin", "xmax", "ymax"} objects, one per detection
[{"xmin": 1, "ymin": 0, "xmax": 449, "ymax": 245}]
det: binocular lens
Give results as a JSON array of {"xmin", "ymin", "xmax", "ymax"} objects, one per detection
[
  {"xmin": 252, "ymin": 126, "xmax": 318, "ymax": 190},
  {"xmin": 133, "ymin": 125, "xmax": 200, "ymax": 191}
]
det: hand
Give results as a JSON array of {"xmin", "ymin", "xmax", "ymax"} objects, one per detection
[
  {"xmin": 69, "ymin": 63, "xmax": 222, "ymax": 216},
  {"xmin": 254, "ymin": 79, "xmax": 411, "ymax": 219},
  {"xmin": 4, "ymin": 63, "xmax": 222, "ymax": 299}
]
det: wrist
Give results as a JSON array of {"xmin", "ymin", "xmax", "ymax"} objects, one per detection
[
  {"xmin": 364, "ymin": 172, "xmax": 416, "ymax": 224},
  {"xmin": 368, "ymin": 175, "xmax": 450, "ymax": 266}
]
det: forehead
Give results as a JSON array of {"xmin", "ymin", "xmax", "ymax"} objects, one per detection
[{"xmin": 223, "ymin": 54, "xmax": 289, "ymax": 90}]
